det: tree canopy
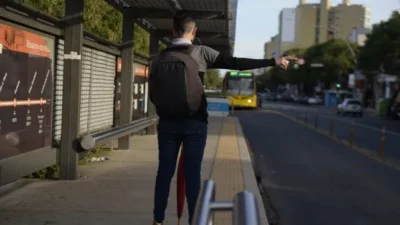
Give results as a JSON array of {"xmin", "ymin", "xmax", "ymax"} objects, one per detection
[
  {"xmin": 260, "ymin": 38, "xmax": 359, "ymax": 93},
  {"xmin": 20, "ymin": 0, "xmax": 167, "ymax": 56},
  {"xmin": 358, "ymin": 11, "xmax": 400, "ymax": 75},
  {"xmin": 204, "ymin": 70, "xmax": 221, "ymax": 89}
]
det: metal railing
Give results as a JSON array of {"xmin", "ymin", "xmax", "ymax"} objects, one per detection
[
  {"xmin": 192, "ymin": 179, "xmax": 260, "ymax": 225},
  {"xmin": 80, "ymin": 116, "xmax": 157, "ymax": 150}
]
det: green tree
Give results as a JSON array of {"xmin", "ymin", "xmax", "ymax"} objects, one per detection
[
  {"xmin": 265, "ymin": 40, "xmax": 359, "ymax": 91},
  {"xmin": 283, "ymin": 48, "xmax": 306, "ymax": 58},
  {"xmin": 299, "ymin": 39, "xmax": 359, "ymax": 88},
  {"xmin": 359, "ymin": 11, "xmax": 400, "ymax": 75},
  {"xmin": 204, "ymin": 69, "xmax": 221, "ymax": 89},
  {"xmin": 20, "ymin": 0, "xmax": 155, "ymax": 56},
  {"xmin": 264, "ymin": 47, "xmax": 307, "ymax": 86}
]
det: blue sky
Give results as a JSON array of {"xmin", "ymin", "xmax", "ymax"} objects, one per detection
[{"xmin": 233, "ymin": 0, "xmax": 400, "ymax": 58}]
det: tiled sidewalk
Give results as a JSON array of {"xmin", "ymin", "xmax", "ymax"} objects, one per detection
[{"xmin": 0, "ymin": 116, "xmax": 268, "ymax": 225}]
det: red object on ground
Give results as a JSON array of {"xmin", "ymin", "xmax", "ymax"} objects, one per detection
[{"xmin": 177, "ymin": 151, "xmax": 185, "ymax": 224}]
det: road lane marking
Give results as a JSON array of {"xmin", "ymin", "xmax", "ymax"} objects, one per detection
[
  {"xmin": 261, "ymin": 109, "xmax": 400, "ymax": 171},
  {"xmin": 317, "ymin": 114, "xmax": 400, "ymax": 137},
  {"xmin": 265, "ymin": 108, "xmax": 400, "ymax": 138}
]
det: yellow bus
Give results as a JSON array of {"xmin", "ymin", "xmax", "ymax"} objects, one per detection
[{"xmin": 222, "ymin": 71, "xmax": 259, "ymax": 109}]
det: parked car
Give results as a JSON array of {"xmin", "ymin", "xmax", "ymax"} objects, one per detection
[
  {"xmin": 307, "ymin": 96, "xmax": 322, "ymax": 105},
  {"xmin": 266, "ymin": 93, "xmax": 277, "ymax": 101},
  {"xmin": 388, "ymin": 90, "xmax": 400, "ymax": 120},
  {"xmin": 297, "ymin": 96, "xmax": 309, "ymax": 105},
  {"xmin": 389, "ymin": 103, "xmax": 400, "ymax": 120},
  {"xmin": 291, "ymin": 95, "xmax": 300, "ymax": 102},
  {"xmin": 337, "ymin": 98, "xmax": 363, "ymax": 117}
]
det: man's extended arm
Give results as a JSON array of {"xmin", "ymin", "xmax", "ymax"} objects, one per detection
[
  {"xmin": 200, "ymin": 45, "xmax": 276, "ymax": 70},
  {"xmin": 210, "ymin": 54, "xmax": 276, "ymax": 70}
]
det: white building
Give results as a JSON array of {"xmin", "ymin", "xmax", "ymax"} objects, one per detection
[
  {"xmin": 348, "ymin": 27, "xmax": 371, "ymax": 46},
  {"xmin": 278, "ymin": 8, "xmax": 296, "ymax": 56},
  {"xmin": 362, "ymin": 7, "xmax": 372, "ymax": 29}
]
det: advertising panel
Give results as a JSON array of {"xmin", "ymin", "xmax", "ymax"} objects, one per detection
[
  {"xmin": 0, "ymin": 22, "xmax": 54, "ymax": 160},
  {"xmin": 114, "ymin": 58, "xmax": 149, "ymax": 125},
  {"xmin": 132, "ymin": 62, "xmax": 148, "ymax": 121}
]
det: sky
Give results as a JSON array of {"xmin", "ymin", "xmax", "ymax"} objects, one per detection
[{"xmin": 233, "ymin": 0, "xmax": 400, "ymax": 58}]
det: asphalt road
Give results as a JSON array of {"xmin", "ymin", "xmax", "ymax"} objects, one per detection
[
  {"xmin": 236, "ymin": 110, "xmax": 400, "ymax": 225},
  {"xmin": 261, "ymin": 102, "xmax": 400, "ymax": 163}
]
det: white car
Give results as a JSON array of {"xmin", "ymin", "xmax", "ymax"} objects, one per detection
[
  {"xmin": 337, "ymin": 98, "xmax": 363, "ymax": 117},
  {"xmin": 307, "ymin": 96, "xmax": 322, "ymax": 105}
]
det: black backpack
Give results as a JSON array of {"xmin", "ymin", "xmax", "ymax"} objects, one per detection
[{"xmin": 149, "ymin": 45, "xmax": 204, "ymax": 118}]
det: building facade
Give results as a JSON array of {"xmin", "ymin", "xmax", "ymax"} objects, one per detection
[
  {"xmin": 295, "ymin": 2, "xmax": 320, "ymax": 48},
  {"xmin": 264, "ymin": 35, "xmax": 279, "ymax": 59},
  {"xmin": 278, "ymin": 8, "xmax": 297, "ymax": 55},
  {"xmin": 348, "ymin": 27, "xmax": 371, "ymax": 46},
  {"xmin": 294, "ymin": 0, "xmax": 370, "ymax": 48}
]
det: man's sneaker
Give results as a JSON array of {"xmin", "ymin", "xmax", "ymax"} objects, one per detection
[{"xmin": 152, "ymin": 220, "xmax": 162, "ymax": 225}]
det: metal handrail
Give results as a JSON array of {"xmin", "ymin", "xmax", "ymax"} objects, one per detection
[
  {"xmin": 192, "ymin": 179, "xmax": 260, "ymax": 225},
  {"xmin": 80, "ymin": 116, "xmax": 157, "ymax": 150}
]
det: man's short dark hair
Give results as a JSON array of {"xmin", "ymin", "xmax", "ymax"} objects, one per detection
[{"xmin": 173, "ymin": 10, "xmax": 196, "ymax": 36}]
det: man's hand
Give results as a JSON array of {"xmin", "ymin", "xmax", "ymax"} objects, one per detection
[{"xmin": 275, "ymin": 55, "xmax": 298, "ymax": 70}]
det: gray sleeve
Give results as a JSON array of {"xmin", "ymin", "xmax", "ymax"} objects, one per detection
[{"xmin": 199, "ymin": 45, "xmax": 220, "ymax": 69}]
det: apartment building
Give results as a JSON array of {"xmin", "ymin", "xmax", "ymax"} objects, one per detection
[
  {"xmin": 294, "ymin": 2, "xmax": 319, "ymax": 48},
  {"xmin": 294, "ymin": 0, "xmax": 370, "ymax": 48},
  {"xmin": 264, "ymin": 8, "xmax": 296, "ymax": 59},
  {"xmin": 264, "ymin": 34, "xmax": 279, "ymax": 59},
  {"xmin": 278, "ymin": 8, "xmax": 297, "ymax": 55},
  {"xmin": 348, "ymin": 27, "xmax": 372, "ymax": 46}
]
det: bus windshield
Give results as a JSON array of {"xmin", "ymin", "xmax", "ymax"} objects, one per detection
[{"xmin": 226, "ymin": 76, "xmax": 254, "ymax": 96}]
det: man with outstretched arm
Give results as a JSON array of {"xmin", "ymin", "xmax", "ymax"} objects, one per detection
[{"xmin": 151, "ymin": 10, "xmax": 297, "ymax": 225}]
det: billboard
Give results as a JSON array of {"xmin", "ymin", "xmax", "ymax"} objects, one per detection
[{"xmin": 0, "ymin": 22, "xmax": 54, "ymax": 160}]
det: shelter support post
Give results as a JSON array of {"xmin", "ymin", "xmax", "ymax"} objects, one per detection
[
  {"xmin": 146, "ymin": 35, "xmax": 159, "ymax": 135},
  {"xmin": 118, "ymin": 10, "xmax": 135, "ymax": 150},
  {"xmin": 59, "ymin": 0, "xmax": 84, "ymax": 180}
]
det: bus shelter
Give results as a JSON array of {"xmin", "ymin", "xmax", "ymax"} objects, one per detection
[{"xmin": 0, "ymin": 0, "xmax": 238, "ymax": 183}]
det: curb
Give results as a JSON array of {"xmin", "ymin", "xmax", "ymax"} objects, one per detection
[
  {"xmin": 0, "ymin": 179, "xmax": 32, "ymax": 198},
  {"xmin": 235, "ymin": 117, "xmax": 269, "ymax": 225},
  {"xmin": 263, "ymin": 109, "xmax": 400, "ymax": 171}
]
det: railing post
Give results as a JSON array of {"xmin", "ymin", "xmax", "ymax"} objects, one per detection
[
  {"xmin": 118, "ymin": 10, "xmax": 135, "ymax": 150},
  {"xmin": 192, "ymin": 180, "xmax": 216, "ymax": 225},
  {"xmin": 233, "ymin": 191, "xmax": 260, "ymax": 225},
  {"xmin": 59, "ymin": 0, "xmax": 84, "ymax": 180},
  {"xmin": 314, "ymin": 114, "xmax": 318, "ymax": 129},
  {"xmin": 146, "ymin": 34, "xmax": 158, "ymax": 135},
  {"xmin": 192, "ymin": 179, "xmax": 260, "ymax": 225},
  {"xmin": 379, "ymin": 126, "xmax": 386, "ymax": 160},
  {"xmin": 304, "ymin": 112, "xmax": 308, "ymax": 124},
  {"xmin": 329, "ymin": 118, "xmax": 334, "ymax": 136},
  {"xmin": 349, "ymin": 120, "xmax": 355, "ymax": 146}
]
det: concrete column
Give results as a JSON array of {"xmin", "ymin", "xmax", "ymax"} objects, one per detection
[
  {"xmin": 59, "ymin": 0, "xmax": 84, "ymax": 180},
  {"xmin": 117, "ymin": 10, "xmax": 135, "ymax": 150},
  {"xmin": 146, "ymin": 35, "xmax": 159, "ymax": 135}
]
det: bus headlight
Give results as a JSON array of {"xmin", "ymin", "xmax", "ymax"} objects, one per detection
[{"xmin": 247, "ymin": 99, "xmax": 252, "ymax": 103}]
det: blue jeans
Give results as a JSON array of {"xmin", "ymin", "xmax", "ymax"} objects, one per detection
[{"xmin": 153, "ymin": 118, "xmax": 207, "ymax": 224}]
